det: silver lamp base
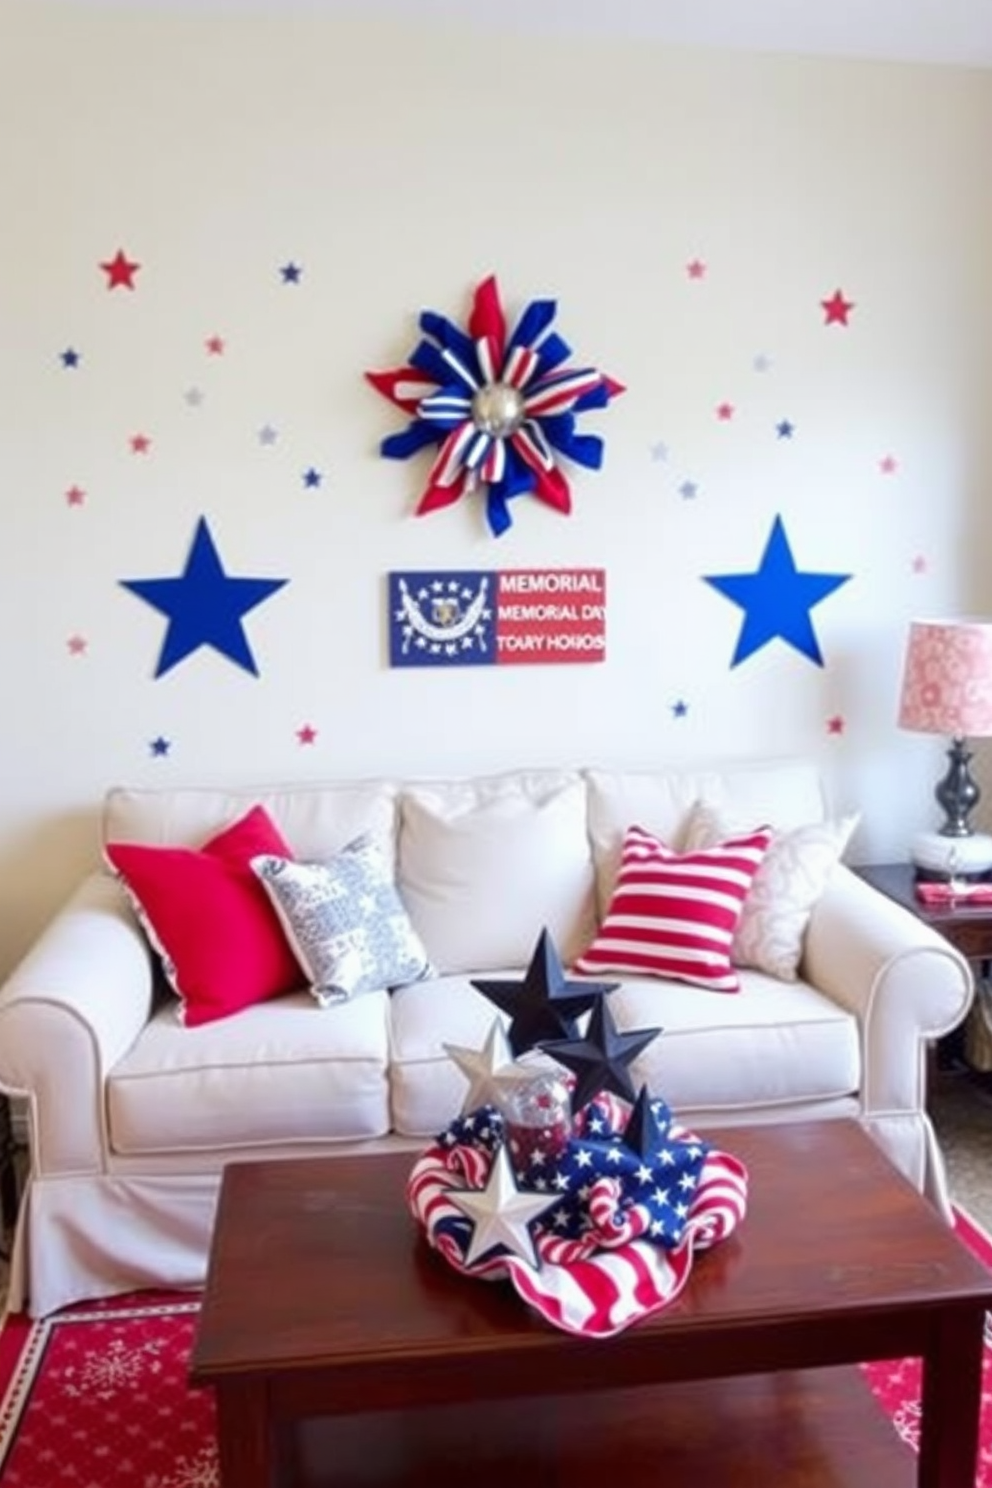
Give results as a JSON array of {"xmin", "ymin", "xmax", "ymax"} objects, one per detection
[{"xmin": 910, "ymin": 830, "xmax": 992, "ymax": 877}]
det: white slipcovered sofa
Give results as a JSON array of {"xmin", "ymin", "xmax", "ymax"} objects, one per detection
[{"xmin": 0, "ymin": 758, "xmax": 973, "ymax": 1316}]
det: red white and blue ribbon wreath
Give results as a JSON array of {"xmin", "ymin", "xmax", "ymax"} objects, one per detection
[
  {"xmin": 366, "ymin": 274, "xmax": 625, "ymax": 537},
  {"xmin": 407, "ymin": 1092, "xmax": 748, "ymax": 1338}
]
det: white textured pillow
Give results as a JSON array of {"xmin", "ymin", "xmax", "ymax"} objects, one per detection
[
  {"xmin": 398, "ymin": 771, "xmax": 597, "ymax": 974},
  {"xmin": 251, "ymin": 834, "xmax": 432, "ymax": 1005},
  {"xmin": 682, "ymin": 802, "xmax": 859, "ymax": 981}
]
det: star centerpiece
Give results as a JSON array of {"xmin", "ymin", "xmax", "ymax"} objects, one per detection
[
  {"xmin": 541, "ymin": 999, "xmax": 662, "ymax": 1111},
  {"xmin": 443, "ymin": 1019, "xmax": 539, "ymax": 1116},
  {"xmin": 471, "ymin": 927, "xmax": 617, "ymax": 1057},
  {"xmin": 446, "ymin": 1143, "xmax": 560, "ymax": 1268}
]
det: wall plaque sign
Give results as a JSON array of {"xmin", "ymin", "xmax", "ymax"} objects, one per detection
[{"xmin": 388, "ymin": 568, "xmax": 606, "ymax": 667}]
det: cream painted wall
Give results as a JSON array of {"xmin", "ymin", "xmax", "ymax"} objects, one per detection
[{"xmin": 1, "ymin": 4, "xmax": 991, "ymax": 977}]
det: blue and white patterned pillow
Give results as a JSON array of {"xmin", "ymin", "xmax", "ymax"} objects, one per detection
[{"xmin": 250, "ymin": 834, "xmax": 432, "ymax": 1005}]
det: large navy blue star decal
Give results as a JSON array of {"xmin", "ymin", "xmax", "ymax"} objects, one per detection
[
  {"xmin": 704, "ymin": 514, "xmax": 851, "ymax": 667},
  {"xmin": 120, "ymin": 517, "xmax": 288, "ymax": 678}
]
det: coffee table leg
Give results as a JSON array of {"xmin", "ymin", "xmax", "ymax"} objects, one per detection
[
  {"xmin": 215, "ymin": 1379, "xmax": 273, "ymax": 1488},
  {"xmin": 917, "ymin": 1307, "xmax": 985, "ymax": 1486}
]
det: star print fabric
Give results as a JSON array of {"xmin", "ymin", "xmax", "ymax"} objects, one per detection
[
  {"xmin": 434, "ymin": 1096, "xmax": 708, "ymax": 1255},
  {"xmin": 408, "ymin": 1090, "xmax": 748, "ymax": 1338}
]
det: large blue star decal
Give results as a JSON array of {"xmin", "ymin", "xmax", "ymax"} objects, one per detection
[
  {"xmin": 121, "ymin": 517, "xmax": 288, "ymax": 678},
  {"xmin": 704, "ymin": 515, "xmax": 851, "ymax": 667}
]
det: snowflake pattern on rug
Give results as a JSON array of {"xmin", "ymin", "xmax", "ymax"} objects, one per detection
[
  {"xmin": 0, "ymin": 1300, "xmax": 217, "ymax": 1488},
  {"xmin": 861, "ymin": 1314, "xmax": 992, "ymax": 1485},
  {"xmin": 1, "ymin": 1284, "xmax": 992, "ymax": 1484}
]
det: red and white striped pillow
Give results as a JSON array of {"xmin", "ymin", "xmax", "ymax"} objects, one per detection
[{"xmin": 574, "ymin": 823, "xmax": 773, "ymax": 992}]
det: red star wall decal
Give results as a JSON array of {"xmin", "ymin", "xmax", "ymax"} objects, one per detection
[
  {"xmin": 296, "ymin": 724, "xmax": 318, "ymax": 745},
  {"xmin": 129, "ymin": 433, "xmax": 151, "ymax": 454},
  {"xmin": 67, "ymin": 635, "xmax": 88, "ymax": 656},
  {"xmin": 205, "ymin": 334, "xmax": 225, "ymax": 356},
  {"xmin": 821, "ymin": 289, "xmax": 854, "ymax": 326},
  {"xmin": 879, "ymin": 454, "xmax": 898, "ymax": 474},
  {"xmin": 686, "ymin": 259, "xmax": 707, "ymax": 279},
  {"xmin": 716, "ymin": 402, "xmax": 735, "ymax": 421},
  {"xmin": 826, "ymin": 715, "xmax": 845, "ymax": 735},
  {"xmin": 100, "ymin": 250, "xmax": 140, "ymax": 290},
  {"xmin": 65, "ymin": 485, "xmax": 86, "ymax": 506}
]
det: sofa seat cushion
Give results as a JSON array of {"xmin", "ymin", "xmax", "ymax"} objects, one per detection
[
  {"xmin": 389, "ymin": 973, "xmax": 525, "ymax": 1138},
  {"xmin": 107, "ymin": 992, "xmax": 391, "ymax": 1155},
  {"xmin": 611, "ymin": 972, "xmax": 860, "ymax": 1115},
  {"xmin": 388, "ymin": 970, "xmax": 859, "ymax": 1138}
]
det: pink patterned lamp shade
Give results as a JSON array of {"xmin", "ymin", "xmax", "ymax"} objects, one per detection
[{"xmin": 898, "ymin": 619, "xmax": 992, "ymax": 738}]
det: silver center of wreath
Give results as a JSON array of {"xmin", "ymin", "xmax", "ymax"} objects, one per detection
[{"xmin": 471, "ymin": 382, "xmax": 525, "ymax": 438}]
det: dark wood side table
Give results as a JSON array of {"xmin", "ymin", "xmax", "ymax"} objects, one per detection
[{"xmin": 854, "ymin": 862, "xmax": 992, "ymax": 1070}]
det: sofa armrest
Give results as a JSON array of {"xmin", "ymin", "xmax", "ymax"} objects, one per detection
[
  {"xmin": 801, "ymin": 864, "xmax": 973, "ymax": 1114},
  {"xmin": 0, "ymin": 872, "xmax": 155, "ymax": 1176}
]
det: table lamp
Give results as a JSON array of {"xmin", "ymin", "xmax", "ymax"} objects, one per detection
[{"xmin": 897, "ymin": 617, "xmax": 992, "ymax": 877}]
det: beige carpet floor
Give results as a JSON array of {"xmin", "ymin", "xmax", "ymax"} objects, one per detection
[{"xmin": 930, "ymin": 1062, "xmax": 992, "ymax": 1231}]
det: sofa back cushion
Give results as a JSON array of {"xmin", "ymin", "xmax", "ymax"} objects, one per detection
[
  {"xmin": 585, "ymin": 760, "xmax": 828, "ymax": 919},
  {"xmin": 103, "ymin": 780, "xmax": 399, "ymax": 863},
  {"xmin": 397, "ymin": 769, "xmax": 597, "ymax": 974}
]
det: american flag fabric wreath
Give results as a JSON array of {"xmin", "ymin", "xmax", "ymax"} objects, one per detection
[
  {"xmin": 366, "ymin": 274, "xmax": 625, "ymax": 537},
  {"xmin": 405, "ymin": 930, "xmax": 748, "ymax": 1339}
]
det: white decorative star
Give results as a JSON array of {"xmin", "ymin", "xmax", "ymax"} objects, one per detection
[
  {"xmin": 447, "ymin": 1144, "xmax": 558, "ymax": 1268},
  {"xmin": 444, "ymin": 1020, "xmax": 536, "ymax": 1116}
]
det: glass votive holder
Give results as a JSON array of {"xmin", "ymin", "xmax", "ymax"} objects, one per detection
[{"xmin": 502, "ymin": 1072, "xmax": 571, "ymax": 1175}]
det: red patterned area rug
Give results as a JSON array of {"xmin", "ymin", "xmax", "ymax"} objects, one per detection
[
  {"xmin": 0, "ymin": 1212, "xmax": 989, "ymax": 1487},
  {"xmin": 861, "ymin": 1206, "xmax": 992, "ymax": 1481}
]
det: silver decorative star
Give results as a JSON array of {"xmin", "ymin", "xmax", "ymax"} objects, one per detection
[
  {"xmin": 444, "ymin": 1020, "xmax": 537, "ymax": 1116},
  {"xmin": 448, "ymin": 1143, "xmax": 559, "ymax": 1268}
]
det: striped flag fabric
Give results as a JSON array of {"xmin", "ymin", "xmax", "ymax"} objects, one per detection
[{"xmin": 407, "ymin": 1091, "xmax": 748, "ymax": 1338}]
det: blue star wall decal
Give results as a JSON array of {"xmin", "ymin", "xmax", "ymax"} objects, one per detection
[
  {"xmin": 120, "ymin": 517, "xmax": 288, "ymax": 678},
  {"xmin": 703, "ymin": 514, "xmax": 851, "ymax": 668}
]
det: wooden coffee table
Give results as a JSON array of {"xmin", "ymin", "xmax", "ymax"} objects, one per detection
[{"xmin": 189, "ymin": 1120, "xmax": 992, "ymax": 1487}]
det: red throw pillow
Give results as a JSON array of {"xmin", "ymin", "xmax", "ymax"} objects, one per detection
[
  {"xmin": 574, "ymin": 823, "xmax": 772, "ymax": 992},
  {"xmin": 105, "ymin": 805, "xmax": 302, "ymax": 1026}
]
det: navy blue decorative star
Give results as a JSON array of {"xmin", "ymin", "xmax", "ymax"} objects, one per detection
[
  {"xmin": 120, "ymin": 517, "xmax": 287, "ymax": 678},
  {"xmin": 521, "ymin": 1095, "xmax": 708, "ymax": 1248},
  {"xmin": 149, "ymin": 736, "xmax": 170, "ymax": 757},
  {"xmin": 471, "ymin": 928, "xmax": 617, "ymax": 1058},
  {"xmin": 671, "ymin": 698, "xmax": 688, "ymax": 719},
  {"xmin": 302, "ymin": 467, "xmax": 322, "ymax": 488},
  {"xmin": 541, "ymin": 999, "xmax": 661, "ymax": 1112},
  {"xmin": 622, "ymin": 1086, "xmax": 672, "ymax": 1160},
  {"xmin": 60, "ymin": 347, "xmax": 80, "ymax": 368},
  {"xmin": 704, "ymin": 514, "xmax": 851, "ymax": 668},
  {"xmin": 280, "ymin": 261, "xmax": 302, "ymax": 283},
  {"xmin": 776, "ymin": 420, "xmax": 795, "ymax": 439}
]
